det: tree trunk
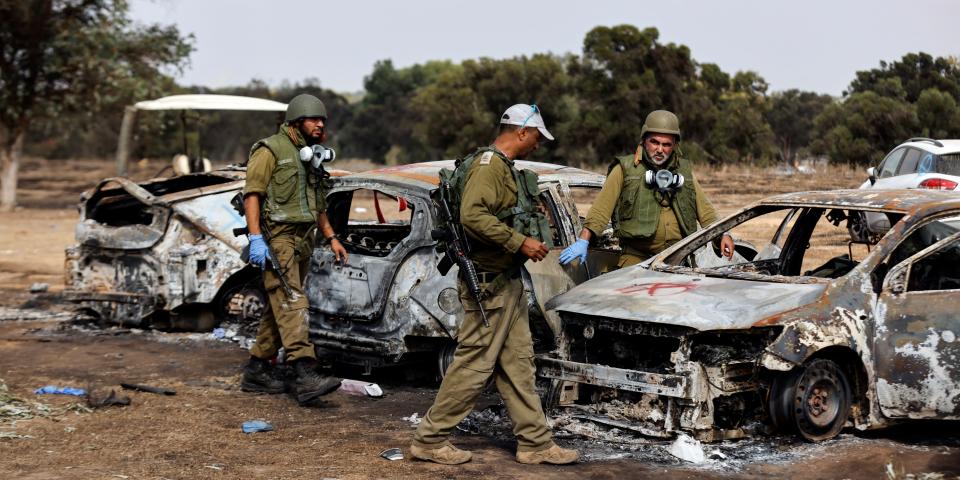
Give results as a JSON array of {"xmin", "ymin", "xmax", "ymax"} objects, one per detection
[{"xmin": 0, "ymin": 129, "xmax": 25, "ymax": 212}]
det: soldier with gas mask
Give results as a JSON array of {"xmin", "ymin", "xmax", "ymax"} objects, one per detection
[
  {"xmin": 239, "ymin": 93, "xmax": 346, "ymax": 404},
  {"xmin": 559, "ymin": 109, "xmax": 734, "ymax": 268}
]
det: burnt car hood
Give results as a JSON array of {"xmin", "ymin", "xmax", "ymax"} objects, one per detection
[{"xmin": 545, "ymin": 267, "xmax": 827, "ymax": 331}]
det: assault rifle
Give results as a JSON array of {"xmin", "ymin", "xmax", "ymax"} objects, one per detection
[
  {"xmin": 230, "ymin": 192, "xmax": 294, "ymax": 298},
  {"xmin": 431, "ymin": 181, "xmax": 489, "ymax": 327}
]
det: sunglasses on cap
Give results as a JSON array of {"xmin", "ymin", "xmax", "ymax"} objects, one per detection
[{"xmin": 518, "ymin": 104, "xmax": 541, "ymax": 129}]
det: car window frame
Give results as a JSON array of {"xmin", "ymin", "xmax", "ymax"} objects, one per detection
[
  {"xmin": 884, "ymin": 229, "xmax": 960, "ymax": 294},
  {"xmin": 878, "ymin": 147, "xmax": 907, "ymax": 179},
  {"xmin": 896, "ymin": 147, "xmax": 923, "ymax": 176}
]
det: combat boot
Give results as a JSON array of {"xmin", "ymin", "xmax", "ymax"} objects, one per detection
[
  {"xmin": 515, "ymin": 443, "xmax": 580, "ymax": 465},
  {"xmin": 409, "ymin": 442, "xmax": 472, "ymax": 465},
  {"xmin": 240, "ymin": 356, "xmax": 286, "ymax": 394},
  {"xmin": 290, "ymin": 358, "xmax": 341, "ymax": 404}
]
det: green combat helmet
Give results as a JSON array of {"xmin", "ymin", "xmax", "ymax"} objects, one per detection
[
  {"xmin": 285, "ymin": 94, "xmax": 327, "ymax": 123},
  {"xmin": 640, "ymin": 110, "xmax": 681, "ymax": 141}
]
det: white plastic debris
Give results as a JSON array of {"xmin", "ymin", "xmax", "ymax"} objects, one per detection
[
  {"xmin": 668, "ymin": 434, "xmax": 706, "ymax": 464},
  {"xmin": 29, "ymin": 283, "xmax": 49, "ymax": 293},
  {"xmin": 708, "ymin": 448, "xmax": 726, "ymax": 460},
  {"xmin": 339, "ymin": 379, "xmax": 383, "ymax": 397},
  {"xmin": 402, "ymin": 412, "xmax": 421, "ymax": 426}
]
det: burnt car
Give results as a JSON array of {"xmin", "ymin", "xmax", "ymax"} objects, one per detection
[
  {"xmin": 65, "ymin": 168, "xmax": 263, "ymax": 329},
  {"xmin": 540, "ymin": 189, "xmax": 960, "ymax": 442},
  {"xmin": 65, "ymin": 167, "xmax": 353, "ymax": 330},
  {"xmin": 304, "ymin": 160, "xmax": 628, "ymax": 376}
]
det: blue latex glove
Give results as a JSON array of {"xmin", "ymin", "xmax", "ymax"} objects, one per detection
[
  {"xmin": 34, "ymin": 386, "xmax": 86, "ymax": 396},
  {"xmin": 241, "ymin": 420, "xmax": 274, "ymax": 433},
  {"xmin": 248, "ymin": 234, "xmax": 268, "ymax": 268},
  {"xmin": 559, "ymin": 239, "xmax": 589, "ymax": 265}
]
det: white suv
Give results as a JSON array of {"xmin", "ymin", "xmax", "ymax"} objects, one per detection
[{"xmin": 862, "ymin": 138, "xmax": 960, "ymax": 191}]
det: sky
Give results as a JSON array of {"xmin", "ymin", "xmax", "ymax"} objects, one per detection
[{"xmin": 130, "ymin": 0, "xmax": 960, "ymax": 97}]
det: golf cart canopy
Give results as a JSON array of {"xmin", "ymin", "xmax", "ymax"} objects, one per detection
[
  {"xmin": 115, "ymin": 94, "xmax": 288, "ymax": 175},
  {"xmin": 131, "ymin": 94, "xmax": 287, "ymax": 112}
]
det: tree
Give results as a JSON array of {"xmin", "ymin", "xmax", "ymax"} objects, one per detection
[
  {"xmin": 916, "ymin": 87, "xmax": 960, "ymax": 139},
  {"xmin": 565, "ymin": 25, "xmax": 703, "ymax": 165},
  {"xmin": 811, "ymin": 91, "xmax": 918, "ymax": 165},
  {"xmin": 847, "ymin": 52, "xmax": 960, "ymax": 103},
  {"xmin": 766, "ymin": 89, "xmax": 834, "ymax": 166},
  {"xmin": 0, "ymin": 0, "xmax": 192, "ymax": 210},
  {"xmin": 410, "ymin": 54, "xmax": 573, "ymax": 162},
  {"xmin": 338, "ymin": 59, "xmax": 455, "ymax": 163}
]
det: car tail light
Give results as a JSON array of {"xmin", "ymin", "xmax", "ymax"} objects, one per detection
[{"xmin": 919, "ymin": 178, "xmax": 959, "ymax": 190}]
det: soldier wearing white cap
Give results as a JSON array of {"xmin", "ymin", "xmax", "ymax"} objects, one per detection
[{"xmin": 409, "ymin": 104, "xmax": 579, "ymax": 466}]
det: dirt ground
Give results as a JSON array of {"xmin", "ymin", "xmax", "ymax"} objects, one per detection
[{"xmin": 1, "ymin": 157, "xmax": 959, "ymax": 479}]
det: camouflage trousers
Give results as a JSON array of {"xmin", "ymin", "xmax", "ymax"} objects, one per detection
[
  {"xmin": 249, "ymin": 224, "xmax": 316, "ymax": 363},
  {"xmin": 412, "ymin": 276, "xmax": 553, "ymax": 453}
]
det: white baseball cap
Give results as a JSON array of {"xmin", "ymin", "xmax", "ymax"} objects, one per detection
[{"xmin": 500, "ymin": 103, "xmax": 554, "ymax": 141}]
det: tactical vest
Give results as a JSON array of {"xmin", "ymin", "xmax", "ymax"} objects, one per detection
[
  {"xmin": 611, "ymin": 153, "xmax": 698, "ymax": 240},
  {"xmin": 439, "ymin": 147, "xmax": 552, "ymax": 247},
  {"xmin": 250, "ymin": 127, "xmax": 325, "ymax": 224}
]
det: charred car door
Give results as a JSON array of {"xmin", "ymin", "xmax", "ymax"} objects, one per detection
[
  {"xmin": 875, "ymin": 219, "xmax": 960, "ymax": 419},
  {"xmin": 307, "ymin": 187, "xmax": 432, "ymax": 321}
]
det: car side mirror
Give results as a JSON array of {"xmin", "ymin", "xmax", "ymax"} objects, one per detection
[{"xmin": 867, "ymin": 167, "xmax": 877, "ymax": 186}]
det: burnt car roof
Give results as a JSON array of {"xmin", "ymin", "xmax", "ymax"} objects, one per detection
[
  {"xmin": 82, "ymin": 166, "xmax": 352, "ymax": 205},
  {"xmin": 759, "ymin": 189, "xmax": 960, "ymax": 214},
  {"xmin": 340, "ymin": 160, "xmax": 603, "ymax": 191}
]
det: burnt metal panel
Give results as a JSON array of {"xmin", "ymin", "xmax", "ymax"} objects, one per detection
[
  {"xmin": 539, "ymin": 357, "xmax": 689, "ymax": 398},
  {"xmin": 547, "ymin": 268, "xmax": 826, "ymax": 331}
]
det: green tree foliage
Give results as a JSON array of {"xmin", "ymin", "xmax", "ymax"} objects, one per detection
[
  {"xmin": 410, "ymin": 54, "xmax": 573, "ymax": 163},
  {"xmin": 339, "ymin": 59, "xmax": 456, "ymax": 163},
  {"xmin": 13, "ymin": 17, "xmax": 960, "ymax": 176},
  {"xmin": 915, "ymin": 87, "xmax": 960, "ymax": 139},
  {"xmin": 848, "ymin": 52, "xmax": 960, "ymax": 103},
  {"xmin": 766, "ymin": 89, "xmax": 834, "ymax": 165},
  {"xmin": 0, "ymin": 0, "xmax": 193, "ymax": 210},
  {"xmin": 810, "ymin": 52, "xmax": 960, "ymax": 166},
  {"xmin": 811, "ymin": 91, "xmax": 919, "ymax": 165}
]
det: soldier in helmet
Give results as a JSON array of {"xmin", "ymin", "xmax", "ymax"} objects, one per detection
[
  {"xmin": 559, "ymin": 109, "xmax": 735, "ymax": 268},
  {"xmin": 410, "ymin": 104, "xmax": 579, "ymax": 466},
  {"xmin": 239, "ymin": 93, "xmax": 346, "ymax": 404}
]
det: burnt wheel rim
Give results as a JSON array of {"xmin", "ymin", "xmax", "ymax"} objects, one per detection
[{"xmin": 794, "ymin": 361, "xmax": 850, "ymax": 440}]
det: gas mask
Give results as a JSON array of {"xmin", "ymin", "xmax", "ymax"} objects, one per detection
[
  {"xmin": 645, "ymin": 169, "xmax": 684, "ymax": 193},
  {"xmin": 299, "ymin": 144, "xmax": 336, "ymax": 171}
]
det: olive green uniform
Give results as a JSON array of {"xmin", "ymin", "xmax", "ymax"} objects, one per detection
[
  {"xmin": 243, "ymin": 125, "xmax": 328, "ymax": 363},
  {"xmin": 583, "ymin": 153, "xmax": 719, "ymax": 267},
  {"xmin": 412, "ymin": 148, "xmax": 554, "ymax": 454}
]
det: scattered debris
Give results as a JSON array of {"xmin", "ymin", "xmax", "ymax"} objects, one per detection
[
  {"xmin": 28, "ymin": 283, "xmax": 49, "ymax": 293},
  {"xmin": 0, "ymin": 307, "xmax": 75, "ymax": 322},
  {"xmin": 339, "ymin": 379, "xmax": 383, "ymax": 398},
  {"xmin": 87, "ymin": 389, "xmax": 131, "ymax": 409},
  {"xmin": 120, "ymin": 383, "xmax": 176, "ymax": 396},
  {"xmin": 241, "ymin": 420, "xmax": 274, "ymax": 434},
  {"xmin": 402, "ymin": 413, "xmax": 421, "ymax": 426},
  {"xmin": 708, "ymin": 448, "xmax": 727, "ymax": 460},
  {"xmin": 668, "ymin": 434, "xmax": 707, "ymax": 464},
  {"xmin": 204, "ymin": 464, "xmax": 225, "ymax": 471},
  {"xmin": 34, "ymin": 386, "xmax": 87, "ymax": 396},
  {"xmin": 0, "ymin": 431, "xmax": 33, "ymax": 440},
  {"xmin": 2, "ymin": 379, "xmax": 51, "ymax": 422},
  {"xmin": 379, "ymin": 448, "xmax": 404, "ymax": 461}
]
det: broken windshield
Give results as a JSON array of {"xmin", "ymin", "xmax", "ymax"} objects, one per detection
[{"xmin": 660, "ymin": 205, "xmax": 904, "ymax": 281}]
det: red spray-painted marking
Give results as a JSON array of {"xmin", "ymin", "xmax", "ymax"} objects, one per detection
[{"xmin": 616, "ymin": 282, "xmax": 697, "ymax": 296}]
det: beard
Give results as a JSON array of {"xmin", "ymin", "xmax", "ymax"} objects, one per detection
[{"xmin": 647, "ymin": 150, "xmax": 670, "ymax": 166}]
